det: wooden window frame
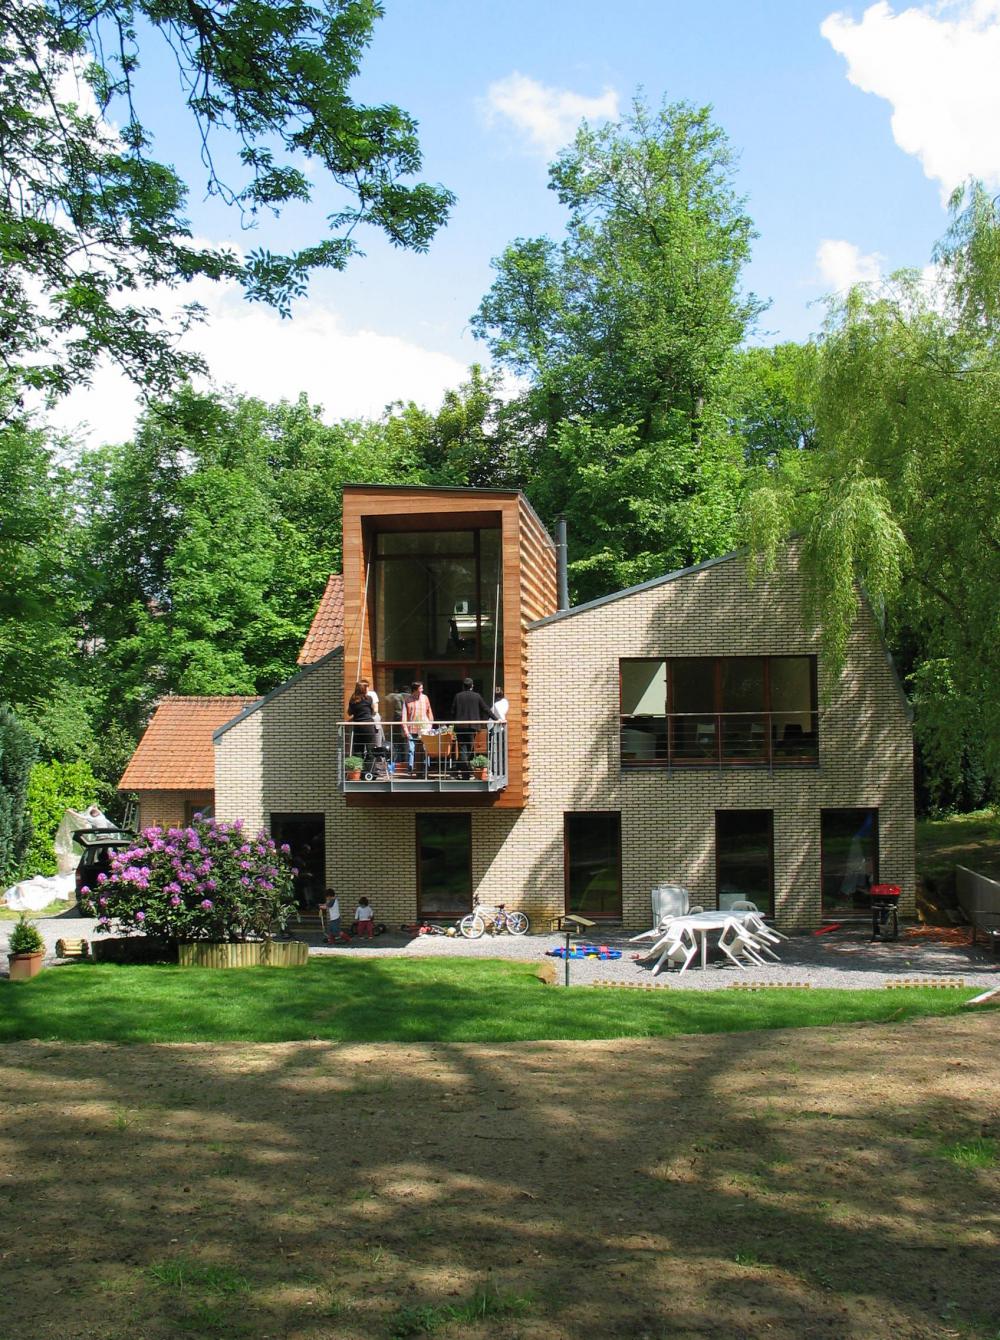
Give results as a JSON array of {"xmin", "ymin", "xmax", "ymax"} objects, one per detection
[{"xmin": 563, "ymin": 810, "xmax": 623, "ymax": 921}]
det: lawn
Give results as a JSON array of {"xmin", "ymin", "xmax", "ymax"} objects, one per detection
[
  {"xmin": 2, "ymin": 1013, "xmax": 998, "ymax": 1339},
  {"xmin": 916, "ymin": 806, "xmax": 1000, "ymax": 892},
  {"xmin": 0, "ymin": 957, "xmax": 990, "ymax": 1044}
]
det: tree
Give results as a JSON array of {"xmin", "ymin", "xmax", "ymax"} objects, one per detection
[
  {"xmin": 22, "ymin": 757, "xmax": 100, "ymax": 877},
  {"xmin": 472, "ymin": 97, "xmax": 763, "ymax": 601},
  {"xmin": 0, "ymin": 705, "xmax": 37, "ymax": 884},
  {"xmin": 1, "ymin": 0, "xmax": 453, "ymax": 396},
  {"xmin": 742, "ymin": 185, "xmax": 1000, "ymax": 799}
]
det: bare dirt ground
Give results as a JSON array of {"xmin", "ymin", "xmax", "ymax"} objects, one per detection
[{"xmin": 2, "ymin": 1014, "xmax": 998, "ymax": 1340}]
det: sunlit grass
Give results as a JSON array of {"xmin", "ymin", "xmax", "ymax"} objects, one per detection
[{"xmin": 0, "ymin": 958, "xmax": 992, "ymax": 1044}]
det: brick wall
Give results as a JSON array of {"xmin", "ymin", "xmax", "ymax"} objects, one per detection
[
  {"xmin": 135, "ymin": 790, "xmax": 214, "ymax": 830},
  {"xmin": 215, "ymin": 548, "xmax": 914, "ymax": 930}
]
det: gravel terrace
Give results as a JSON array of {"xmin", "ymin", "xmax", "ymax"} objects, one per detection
[{"xmin": 5, "ymin": 908, "xmax": 999, "ymax": 989}]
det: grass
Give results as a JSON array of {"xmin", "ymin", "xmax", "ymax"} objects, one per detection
[
  {"xmin": 0, "ymin": 957, "xmax": 992, "ymax": 1044},
  {"xmin": 936, "ymin": 1138, "xmax": 998, "ymax": 1169},
  {"xmin": 916, "ymin": 807, "xmax": 1000, "ymax": 890},
  {"xmin": 0, "ymin": 898, "xmax": 73, "ymax": 920},
  {"xmin": 388, "ymin": 1286, "xmax": 532, "ymax": 1337}
]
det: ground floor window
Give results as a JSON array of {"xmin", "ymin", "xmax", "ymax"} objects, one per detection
[
  {"xmin": 821, "ymin": 809, "xmax": 878, "ymax": 915},
  {"xmin": 716, "ymin": 810, "xmax": 774, "ymax": 915},
  {"xmin": 270, "ymin": 813, "xmax": 325, "ymax": 908},
  {"xmin": 416, "ymin": 814, "xmax": 472, "ymax": 919},
  {"xmin": 564, "ymin": 812, "xmax": 622, "ymax": 920}
]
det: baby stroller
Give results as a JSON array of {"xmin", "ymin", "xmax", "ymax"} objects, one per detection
[{"xmin": 362, "ymin": 746, "xmax": 391, "ymax": 782}]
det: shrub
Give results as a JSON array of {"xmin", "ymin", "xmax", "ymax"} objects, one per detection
[
  {"xmin": 470, "ymin": 754, "xmax": 489, "ymax": 770},
  {"xmin": 80, "ymin": 816, "xmax": 297, "ymax": 944},
  {"xmin": 344, "ymin": 756, "xmax": 363, "ymax": 771},
  {"xmin": 8, "ymin": 915, "xmax": 45, "ymax": 955},
  {"xmin": 22, "ymin": 758, "xmax": 101, "ymax": 877}
]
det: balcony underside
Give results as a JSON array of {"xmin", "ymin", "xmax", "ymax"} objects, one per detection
[{"xmin": 344, "ymin": 776, "xmax": 506, "ymax": 794}]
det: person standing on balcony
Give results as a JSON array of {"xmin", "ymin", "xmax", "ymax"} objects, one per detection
[
  {"xmin": 359, "ymin": 678, "xmax": 384, "ymax": 747},
  {"xmin": 492, "ymin": 687, "xmax": 509, "ymax": 722},
  {"xmin": 348, "ymin": 681, "xmax": 377, "ymax": 760},
  {"xmin": 451, "ymin": 678, "xmax": 496, "ymax": 778},
  {"xmin": 402, "ymin": 680, "xmax": 433, "ymax": 774}
]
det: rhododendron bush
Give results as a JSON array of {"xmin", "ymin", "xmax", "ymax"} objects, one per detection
[{"xmin": 79, "ymin": 817, "xmax": 297, "ymax": 943}]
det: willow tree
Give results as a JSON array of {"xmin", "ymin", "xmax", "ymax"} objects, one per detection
[
  {"xmin": 743, "ymin": 186, "xmax": 1000, "ymax": 796},
  {"xmin": 473, "ymin": 96, "xmax": 764, "ymax": 601}
]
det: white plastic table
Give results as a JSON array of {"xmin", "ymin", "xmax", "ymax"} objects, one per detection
[{"xmin": 649, "ymin": 910, "xmax": 755, "ymax": 974}]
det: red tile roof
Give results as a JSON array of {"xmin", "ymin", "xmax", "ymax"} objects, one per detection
[
  {"xmin": 119, "ymin": 696, "xmax": 257, "ymax": 791},
  {"xmin": 297, "ymin": 573, "xmax": 344, "ymax": 665}
]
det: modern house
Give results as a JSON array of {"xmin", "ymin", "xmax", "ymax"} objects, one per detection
[{"xmin": 191, "ymin": 484, "xmax": 914, "ymax": 930}]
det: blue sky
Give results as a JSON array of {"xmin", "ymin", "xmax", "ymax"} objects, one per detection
[{"xmin": 52, "ymin": 0, "xmax": 1000, "ymax": 443}]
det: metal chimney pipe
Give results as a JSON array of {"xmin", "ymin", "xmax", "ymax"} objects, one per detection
[{"xmin": 555, "ymin": 516, "xmax": 570, "ymax": 612}]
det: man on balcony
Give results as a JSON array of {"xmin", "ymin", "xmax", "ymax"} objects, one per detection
[
  {"xmin": 401, "ymin": 681, "xmax": 433, "ymax": 775},
  {"xmin": 451, "ymin": 678, "xmax": 497, "ymax": 778}
]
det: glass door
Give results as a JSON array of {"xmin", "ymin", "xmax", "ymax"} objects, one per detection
[
  {"xmin": 564, "ymin": 812, "xmax": 622, "ymax": 920},
  {"xmin": 416, "ymin": 814, "xmax": 472, "ymax": 919}
]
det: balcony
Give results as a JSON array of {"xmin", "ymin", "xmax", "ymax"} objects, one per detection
[
  {"xmin": 339, "ymin": 720, "xmax": 508, "ymax": 793},
  {"xmin": 621, "ymin": 710, "xmax": 819, "ymax": 770}
]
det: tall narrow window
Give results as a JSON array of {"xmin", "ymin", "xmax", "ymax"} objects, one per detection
[
  {"xmin": 416, "ymin": 814, "xmax": 472, "ymax": 919},
  {"xmin": 821, "ymin": 809, "xmax": 878, "ymax": 916},
  {"xmin": 716, "ymin": 810, "xmax": 774, "ymax": 915},
  {"xmin": 565, "ymin": 812, "xmax": 622, "ymax": 920},
  {"xmin": 620, "ymin": 659, "xmax": 667, "ymax": 763}
]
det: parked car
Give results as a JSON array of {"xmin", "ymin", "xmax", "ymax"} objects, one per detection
[{"xmin": 73, "ymin": 829, "xmax": 135, "ymax": 910}]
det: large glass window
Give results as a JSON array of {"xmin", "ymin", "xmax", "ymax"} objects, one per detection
[
  {"xmin": 716, "ymin": 811, "xmax": 774, "ymax": 914},
  {"xmin": 373, "ymin": 527, "xmax": 503, "ymax": 721},
  {"xmin": 417, "ymin": 814, "xmax": 472, "ymax": 918},
  {"xmin": 821, "ymin": 809, "xmax": 878, "ymax": 915},
  {"xmin": 565, "ymin": 812, "xmax": 622, "ymax": 920},
  {"xmin": 620, "ymin": 657, "xmax": 817, "ymax": 768}
]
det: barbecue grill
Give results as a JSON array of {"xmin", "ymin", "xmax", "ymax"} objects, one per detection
[{"xmin": 870, "ymin": 883, "xmax": 901, "ymax": 940}]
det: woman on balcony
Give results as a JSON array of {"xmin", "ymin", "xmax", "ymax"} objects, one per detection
[
  {"xmin": 401, "ymin": 680, "xmax": 433, "ymax": 775},
  {"xmin": 348, "ymin": 681, "xmax": 378, "ymax": 760}
]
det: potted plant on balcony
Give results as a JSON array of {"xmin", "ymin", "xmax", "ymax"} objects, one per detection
[
  {"xmin": 344, "ymin": 755, "xmax": 363, "ymax": 781},
  {"xmin": 470, "ymin": 753, "xmax": 489, "ymax": 782},
  {"xmin": 7, "ymin": 915, "xmax": 45, "ymax": 980}
]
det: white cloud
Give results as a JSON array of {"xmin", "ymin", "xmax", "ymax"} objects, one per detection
[
  {"xmin": 480, "ymin": 72, "xmax": 619, "ymax": 157},
  {"xmin": 43, "ymin": 269, "xmax": 470, "ymax": 447},
  {"xmin": 821, "ymin": 1, "xmax": 1000, "ymax": 199},
  {"xmin": 816, "ymin": 238, "xmax": 884, "ymax": 291}
]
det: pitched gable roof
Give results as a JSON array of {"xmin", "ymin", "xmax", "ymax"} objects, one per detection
[
  {"xmin": 119, "ymin": 696, "xmax": 258, "ymax": 791},
  {"xmin": 298, "ymin": 574, "xmax": 344, "ymax": 665}
]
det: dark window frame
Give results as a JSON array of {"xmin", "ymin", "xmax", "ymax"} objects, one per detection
[
  {"xmin": 715, "ymin": 809, "xmax": 775, "ymax": 915},
  {"xmin": 415, "ymin": 813, "xmax": 473, "ymax": 920},
  {"xmin": 820, "ymin": 807, "xmax": 880, "ymax": 917},
  {"xmin": 619, "ymin": 655, "xmax": 818, "ymax": 769},
  {"xmin": 563, "ymin": 810, "xmax": 623, "ymax": 921}
]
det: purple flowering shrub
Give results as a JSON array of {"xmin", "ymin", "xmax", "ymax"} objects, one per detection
[{"xmin": 78, "ymin": 816, "xmax": 298, "ymax": 943}]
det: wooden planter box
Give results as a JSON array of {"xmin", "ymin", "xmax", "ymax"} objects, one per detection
[
  {"xmin": 8, "ymin": 951, "xmax": 44, "ymax": 981},
  {"xmin": 177, "ymin": 940, "xmax": 309, "ymax": 969}
]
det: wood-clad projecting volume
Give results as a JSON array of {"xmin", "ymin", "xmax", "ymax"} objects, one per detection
[{"xmin": 341, "ymin": 486, "xmax": 557, "ymax": 809}]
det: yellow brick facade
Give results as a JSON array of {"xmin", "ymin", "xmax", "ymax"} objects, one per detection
[
  {"xmin": 215, "ymin": 547, "xmax": 914, "ymax": 930},
  {"xmin": 135, "ymin": 789, "xmax": 214, "ymax": 831}
]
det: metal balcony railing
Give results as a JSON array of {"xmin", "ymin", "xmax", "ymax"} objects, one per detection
[
  {"xmin": 621, "ymin": 710, "xmax": 819, "ymax": 770},
  {"xmin": 339, "ymin": 719, "xmax": 508, "ymax": 793}
]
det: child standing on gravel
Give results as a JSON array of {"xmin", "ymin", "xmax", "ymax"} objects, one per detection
[
  {"xmin": 353, "ymin": 896, "xmax": 375, "ymax": 939},
  {"xmin": 323, "ymin": 889, "xmax": 344, "ymax": 944}
]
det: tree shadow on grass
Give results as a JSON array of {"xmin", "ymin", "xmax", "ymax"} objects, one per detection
[{"xmin": 1, "ymin": 1007, "xmax": 999, "ymax": 1340}]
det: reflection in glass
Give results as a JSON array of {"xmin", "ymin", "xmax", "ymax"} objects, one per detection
[
  {"xmin": 717, "ymin": 810, "xmax": 773, "ymax": 914},
  {"xmin": 821, "ymin": 809, "xmax": 878, "ymax": 914},
  {"xmin": 621, "ymin": 660, "xmax": 667, "ymax": 763},
  {"xmin": 417, "ymin": 814, "xmax": 472, "ymax": 918},
  {"xmin": 565, "ymin": 812, "xmax": 622, "ymax": 919}
]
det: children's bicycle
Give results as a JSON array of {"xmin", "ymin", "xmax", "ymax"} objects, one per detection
[{"xmin": 459, "ymin": 897, "xmax": 530, "ymax": 939}]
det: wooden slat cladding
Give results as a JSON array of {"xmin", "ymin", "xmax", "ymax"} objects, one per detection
[{"xmin": 341, "ymin": 486, "xmax": 557, "ymax": 810}]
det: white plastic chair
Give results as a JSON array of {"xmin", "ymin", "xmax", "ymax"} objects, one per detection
[
  {"xmin": 630, "ymin": 884, "xmax": 690, "ymax": 941},
  {"xmin": 652, "ymin": 926, "xmax": 698, "ymax": 975},
  {"xmin": 729, "ymin": 900, "xmax": 786, "ymax": 944},
  {"xmin": 718, "ymin": 919, "xmax": 767, "ymax": 969}
]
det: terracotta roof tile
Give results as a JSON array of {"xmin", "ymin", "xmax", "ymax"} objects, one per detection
[
  {"xmin": 119, "ymin": 696, "xmax": 258, "ymax": 791},
  {"xmin": 297, "ymin": 573, "xmax": 344, "ymax": 665}
]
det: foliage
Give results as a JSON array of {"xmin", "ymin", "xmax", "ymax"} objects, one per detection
[
  {"xmin": 0, "ymin": 960, "xmax": 989, "ymax": 1044},
  {"xmin": 469, "ymin": 754, "xmax": 488, "ymax": 769},
  {"xmin": 732, "ymin": 342, "xmax": 819, "ymax": 465},
  {"xmin": 473, "ymin": 95, "xmax": 763, "ymax": 600},
  {"xmin": 0, "ymin": 0, "xmax": 453, "ymax": 395},
  {"xmin": 0, "ymin": 705, "xmax": 38, "ymax": 884},
  {"xmin": 79, "ymin": 815, "xmax": 297, "ymax": 943},
  {"xmin": 8, "ymin": 915, "xmax": 45, "ymax": 955},
  {"xmin": 343, "ymin": 756, "xmax": 363, "ymax": 770},
  {"xmin": 742, "ymin": 184, "xmax": 1000, "ymax": 788},
  {"xmin": 22, "ymin": 757, "xmax": 101, "ymax": 878}
]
